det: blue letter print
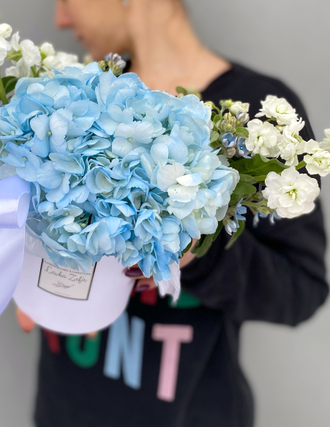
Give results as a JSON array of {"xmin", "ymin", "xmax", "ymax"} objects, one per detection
[{"xmin": 104, "ymin": 312, "xmax": 145, "ymax": 389}]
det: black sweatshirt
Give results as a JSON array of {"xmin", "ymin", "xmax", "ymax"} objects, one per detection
[{"xmin": 34, "ymin": 63, "xmax": 329, "ymax": 427}]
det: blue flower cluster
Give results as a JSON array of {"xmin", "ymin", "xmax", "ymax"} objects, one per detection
[
  {"xmin": 221, "ymin": 133, "xmax": 249, "ymax": 157},
  {"xmin": 0, "ymin": 63, "xmax": 239, "ymax": 283}
]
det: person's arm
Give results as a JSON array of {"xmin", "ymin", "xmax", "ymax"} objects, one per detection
[{"xmin": 181, "ymin": 198, "xmax": 328, "ymax": 326}]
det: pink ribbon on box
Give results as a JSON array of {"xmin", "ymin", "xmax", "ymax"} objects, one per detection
[{"xmin": 0, "ymin": 175, "xmax": 30, "ymax": 314}]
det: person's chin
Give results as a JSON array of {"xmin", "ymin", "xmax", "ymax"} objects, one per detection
[{"xmin": 90, "ymin": 52, "xmax": 107, "ymax": 62}]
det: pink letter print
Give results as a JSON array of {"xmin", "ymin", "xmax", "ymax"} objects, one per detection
[{"xmin": 152, "ymin": 324, "xmax": 193, "ymax": 402}]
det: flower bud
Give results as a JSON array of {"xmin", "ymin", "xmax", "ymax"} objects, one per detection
[
  {"xmin": 219, "ymin": 115, "xmax": 237, "ymax": 133},
  {"xmin": 99, "ymin": 52, "xmax": 126, "ymax": 76},
  {"xmin": 254, "ymin": 192, "xmax": 264, "ymax": 202},
  {"xmin": 259, "ymin": 206, "xmax": 271, "ymax": 215},
  {"xmin": 226, "ymin": 147, "xmax": 236, "ymax": 158},
  {"xmin": 236, "ymin": 112, "xmax": 250, "ymax": 125},
  {"xmin": 0, "ymin": 23, "xmax": 12, "ymax": 39},
  {"xmin": 204, "ymin": 101, "xmax": 215, "ymax": 110},
  {"xmin": 223, "ymin": 112, "xmax": 233, "ymax": 121}
]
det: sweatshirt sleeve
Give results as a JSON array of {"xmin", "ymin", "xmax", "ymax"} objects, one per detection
[
  {"xmin": 181, "ymin": 72, "xmax": 329, "ymax": 326},
  {"xmin": 181, "ymin": 199, "xmax": 328, "ymax": 326}
]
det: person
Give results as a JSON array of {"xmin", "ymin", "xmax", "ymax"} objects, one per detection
[{"xmin": 17, "ymin": 0, "xmax": 328, "ymax": 426}]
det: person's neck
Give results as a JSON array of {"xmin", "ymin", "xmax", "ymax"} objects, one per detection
[{"xmin": 127, "ymin": 8, "xmax": 231, "ymax": 95}]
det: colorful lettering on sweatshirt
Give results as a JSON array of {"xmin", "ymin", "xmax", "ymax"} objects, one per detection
[{"xmin": 44, "ymin": 289, "xmax": 199, "ymax": 401}]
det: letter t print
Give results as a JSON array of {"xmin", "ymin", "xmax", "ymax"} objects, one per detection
[{"xmin": 152, "ymin": 324, "xmax": 193, "ymax": 402}]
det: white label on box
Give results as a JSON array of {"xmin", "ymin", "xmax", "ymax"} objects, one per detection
[{"xmin": 37, "ymin": 259, "xmax": 96, "ymax": 300}]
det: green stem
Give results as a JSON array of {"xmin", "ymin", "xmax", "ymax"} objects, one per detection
[
  {"xmin": 31, "ymin": 65, "xmax": 38, "ymax": 78},
  {"xmin": 0, "ymin": 74, "xmax": 8, "ymax": 105},
  {"xmin": 243, "ymin": 201, "xmax": 260, "ymax": 207},
  {"xmin": 296, "ymin": 160, "xmax": 306, "ymax": 170}
]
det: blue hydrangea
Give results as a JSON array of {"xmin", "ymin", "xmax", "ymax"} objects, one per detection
[{"xmin": 0, "ymin": 63, "xmax": 239, "ymax": 282}]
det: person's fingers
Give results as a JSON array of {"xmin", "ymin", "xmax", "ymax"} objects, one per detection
[
  {"xmin": 16, "ymin": 308, "xmax": 35, "ymax": 333},
  {"xmin": 125, "ymin": 266, "xmax": 144, "ymax": 280},
  {"xmin": 86, "ymin": 332, "xmax": 98, "ymax": 339},
  {"xmin": 135, "ymin": 277, "xmax": 156, "ymax": 292},
  {"xmin": 125, "ymin": 241, "xmax": 198, "ymax": 293},
  {"xmin": 125, "ymin": 265, "xmax": 156, "ymax": 291}
]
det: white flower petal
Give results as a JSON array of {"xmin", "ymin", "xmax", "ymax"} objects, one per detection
[
  {"xmin": 176, "ymin": 173, "xmax": 203, "ymax": 187},
  {"xmin": 156, "ymin": 163, "xmax": 185, "ymax": 191},
  {"xmin": 158, "ymin": 262, "xmax": 181, "ymax": 302},
  {"xmin": 150, "ymin": 143, "xmax": 168, "ymax": 166},
  {"xmin": 112, "ymin": 137, "xmax": 133, "ymax": 157},
  {"xmin": 168, "ymin": 184, "xmax": 198, "ymax": 202}
]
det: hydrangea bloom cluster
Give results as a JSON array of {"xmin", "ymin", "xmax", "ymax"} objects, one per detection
[
  {"xmin": 0, "ymin": 62, "xmax": 239, "ymax": 282},
  {"xmin": 1, "ymin": 21, "xmax": 330, "ymax": 279}
]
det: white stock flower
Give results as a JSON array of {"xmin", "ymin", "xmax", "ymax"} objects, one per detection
[
  {"xmin": 10, "ymin": 32, "xmax": 20, "ymax": 50},
  {"xmin": 256, "ymin": 95, "xmax": 298, "ymax": 125},
  {"xmin": 229, "ymin": 101, "xmax": 250, "ymax": 116},
  {"xmin": 43, "ymin": 52, "xmax": 79, "ymax": 69},
  {"xmin": 304, "ymin": 140, "xmax": 330, "ymax": 177},
  {"xmin": 20, "ymin": 39, "xmax": 41, "ymax": 67},
  {"xmin": 0, "ymin": 24, "xmax": 12, "ymax": 39},
  {"xmin": 6, "ymin": 32, "xmax": 41, "ymax": 69},
  {"xmin": 246, "ymin": 119, "xmax": 281, "ymax": 157},
  {"xmin": 0, "ymin": 36, "xmax": 11, "ymax": 66},
  {"xmin": 262, "ymin": 167, "xmax": 320, "ymax": 218},
  {"xmin": 83, "ymin": 54, "xmax": 93, "ymax": 65},
  {"xmin": 319, "ymin": 129, "xmax": 330, "ymax": 151},
  {"xmin": 278, "ymin": 118, "xmax": 305, "ymax": 166},
  {"xmin": 5, "ymin": 58, "xmax": 33, "ymax": 78},
  {"xmin": 40, "ymin": 42, "xmax": 55, "ymax": 57},
  {"xmin": 41, "ymin": 52, "xmax": 80, "ymax": 77}
]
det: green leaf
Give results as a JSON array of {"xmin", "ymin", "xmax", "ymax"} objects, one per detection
[
  {"xmin": 181, "ymin": 240, "xmax": 192, "ymax": 257},
  {"xmin": 191, "ymin": 222, "xmax": 223, "ymax": 258},
  {"xmin": 231, "ymin": 154, "xmax": 288, "ymax": 176},
  {"xmin": 232, "ymin": 181, "xmax": 256, "ymax": 195},
  {"xmin": 2, "ymin": 76, "xmax": 18, "ymax": 94},
  {"xmin": 225, "ymin": 220, "xmax": 245, "ymax": 249},
  {"xmin": 210, "ymin": 141, "xmax": 221, "ymax": 149},
  {"xmin": 176, "ymin": 86, "xmax": 188, "ymax": 95},
  {"xmin": 213, "ymin": 114, "xmax": 222, "ymax": 124},
  {"xmin": 191, "ymin": 234, "xmax": 212, "ymax": 257},
  {"xmin": 212, "ymin": 221, "xmax": 223, "ymax": 242},
  {"xmin": 236, "ymin": 127, "xmax": 249, "ymax": 138},
  {"xmin": 210, "ymin": 130, "xmax": 220, "ymax": 143},
  {"xmin": 229, "ymin": 193, "xmax": 242, "ymax": 206},
  {"xmin": 239, "ymin": 174, "xmax": 257, "ymax": 184}
]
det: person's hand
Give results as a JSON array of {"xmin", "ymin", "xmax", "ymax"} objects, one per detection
[
  {"xmin": 125, "ymin": 239, "xmax": 197, "ymax": 292},
  {"xmin": 16, "ymin": 308, "xmax": 98, "ymax": 338},
  {"xmin": 16, "ymin": 308, "xmax": 36, "ymax": 333}
]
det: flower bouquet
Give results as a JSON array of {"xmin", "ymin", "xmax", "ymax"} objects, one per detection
[{"xmin": 1, "ymin": 23, "xmax": 329, "ymax": 334}]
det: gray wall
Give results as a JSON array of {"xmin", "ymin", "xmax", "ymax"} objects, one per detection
[{"xmin": 1, "ymin": 0, "xmax": 330, "ymax": 426}]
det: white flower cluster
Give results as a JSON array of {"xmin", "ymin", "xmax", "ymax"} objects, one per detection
[
  {"xmin": 247, "ymin": 96, "xmax": 330, "ymax": 174},
  {"xmin": 245, "ymin": 95, "xmax": 330, "ymax": 219},
  {"xmin": 247, "ymin": 95, "xmax": 304, "ymax": 165},
  {"xmin": 0, "ymin": 24, "xmax": 12, "ymax": 67},
  {"xmin": 0, "ymin": 22, "xmax": 80, "ymax": 80},
  {"xmin": 262, "ymin": 167, "xmax": 320, "ymax": 219}
]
